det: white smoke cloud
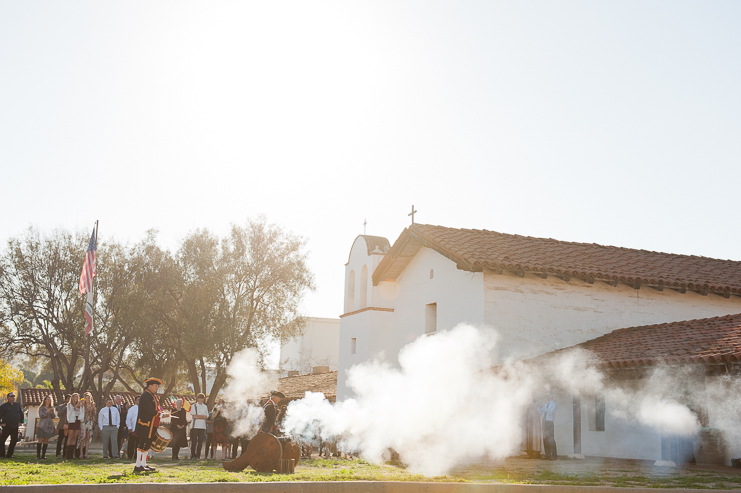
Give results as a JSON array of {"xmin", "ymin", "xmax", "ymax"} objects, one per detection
[
  {"xmin": 283, "ymin": 325, "xmax": 534, "ymax": 476},
  {"xmin": 221, "ymin": 347, "xmax": 271, "ymax": 437},
  {"xmin": 278, "ymin": 324, "xmax": 711, "ymax": 475}
]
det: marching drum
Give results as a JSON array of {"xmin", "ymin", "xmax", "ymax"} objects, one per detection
[{"xmin": 150, "ymin": 427, "xmax": 173, "ymax": 453}]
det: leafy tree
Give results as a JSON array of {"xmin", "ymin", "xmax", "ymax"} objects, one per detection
[
  {"xmin": 205, "ymin": 217, "xmax": 315, "ymax": 406},
  {"xmin": 0, "ymin": 218, "xmax": 315, "ymax": 405},
  {"xmin": 0, "ymin": 359, "xmax": 23, "ymax": 396},
  {"xmin": 123, "ymin": 231, "xmax": 187, "ymax": 396},
  {"xmin": 161, "ymin": 218, "xmax": 315, "ymax": 406},
  {"xmin": 0, "ymin": 227, "xmax": 87, "ymax": 392}
]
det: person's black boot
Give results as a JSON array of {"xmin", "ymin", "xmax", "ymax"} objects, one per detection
[
  {"xmin": 41, "ymin": 443, "xmax": 48, "ymax": 459},
  {"xmin": 36, "ymin": 443, "xmax": 41, "ymax": 459}
]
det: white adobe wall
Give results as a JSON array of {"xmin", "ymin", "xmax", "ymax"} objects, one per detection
[
  {"xmin": 343, "ymin": 237, "xmax": 392, "ymax": 314},
  {"xmin": 484, "ymin": 272, "xmax": 741, "ymax": 362},
  {"xmin": 337, "ymin": 309, "xmax": 395, "ymax": 400},
  {"xmin": 338, "ymin": 236, "xmax": 395, "ymax": 401},
  {"xmin": 389, "ymin": 247, "xmax": 484, "ymax": 361},
  {"xmin": 280, "ymin": 317, "xmax": 341, "ymax": 373},
  {"xmin": 25, "ymin": 405, "xmax": 38, "ymax": 438},
  {"xmin": 570, "ymin": 392, "xmax": 662, "ymax": 461}
]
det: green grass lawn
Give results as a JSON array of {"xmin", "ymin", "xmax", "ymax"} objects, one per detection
[
  {"xmin": 0, "ymin": 455, "xmax": 457, "ymax": 485},
  {"xmin": 3, "ymin": 453, "xmax": 741, "ymax": 488}
]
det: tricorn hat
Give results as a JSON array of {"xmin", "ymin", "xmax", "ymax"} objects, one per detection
[
  {"xmin": 144, "ymin": 377, "xmax": 163, "ymax": 387},
  {"xmin": 270, "ymin": 391, "xmax": 286, "ymax": 399}
]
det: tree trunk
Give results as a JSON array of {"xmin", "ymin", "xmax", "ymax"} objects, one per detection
[
  {"xmin": 186, "ymin": 359, "xmax": 201, "ymax": 394},
  {"xmin": 116, "ymin": 375, "xmax": 139, "ymax": 394},
  {"xmin": 163, "ymin": 375, "xmax": 177, "ymax": 398},
  {"xmin": 199, "ymin": 357, "xmax": 207, "ymax": 396},
  {"xmin": 206, "ymin": 371, "xmax": 228, "ymax": 409}
]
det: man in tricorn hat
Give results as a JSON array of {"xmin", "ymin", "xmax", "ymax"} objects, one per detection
[
  {"xmin": 133, "ymin": 377, "xmax": 164, "ymax": 473},
  {"xmin": 260, "ymin": 391, "xmax": 285, "ymax": 435}
]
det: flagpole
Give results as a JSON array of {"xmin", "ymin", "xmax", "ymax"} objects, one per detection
[{"xmin": 83, "ymin": 220, "xmax": 97, "ymax": 394}]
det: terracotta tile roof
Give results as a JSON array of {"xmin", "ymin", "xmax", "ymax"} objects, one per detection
[
  {"xmin": 275, "ymin": 370, "xmax": 337, "ymax": 402},
  {"xmin": 373, "ymin": 224, "xmax": 741, "ymax": 296},
  {"xmin": 19, "ymin": 389, "xmax": 199, "ymax": 409},
  {"xmin": 531, "ymin": 313, "xmax": 741, "ymax": 369},
  {"xmin": 346, "ymin": 235, "xmax": 391, "ymax": 264},
  {"xmin": 19, "ymin": 372, "xmax": 338, "ymax": 408},
  {"xmin": 18, "ymin": 389, "xmax": 66, "ymax": 407}
]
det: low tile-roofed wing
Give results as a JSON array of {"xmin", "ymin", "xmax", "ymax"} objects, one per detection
[
  {"xmin": 18, "ymin": 389, "xmax": 66, "ymax": 407},
  {"xmin": 529, "ymin": 313, "xmax": 741, "ymax": 368},
  {"xmin": 275, "ymin": 370, "xmax": 337, "ymax": 402},
  {"xmin": 19, "ymin": 389, "xmax": 200, "ymax": 409},
  {"xmin": 373, "ymin": 224, "xmax": 741, "ymax": 296}
]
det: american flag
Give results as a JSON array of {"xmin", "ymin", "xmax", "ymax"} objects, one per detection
[{"xmin": 79, "ymin": 225, "xmax": 97, "ymax": 336}]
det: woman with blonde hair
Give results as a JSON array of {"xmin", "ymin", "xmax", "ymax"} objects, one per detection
[
  {"xmin": 65, "ymin": 393, "xmax": 84, "ymax": 459},
  {"xmin": 36, "ymin": 395, "xmax": 56, "ymax": 459},
  {"xmin": 77, "ymin": 392, "xmax": 96, "ymax": 459}
]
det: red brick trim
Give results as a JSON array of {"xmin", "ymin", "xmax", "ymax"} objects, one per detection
[{"xmin": 340, "ymin": 307, "xmax": 394, "ymax": 318}]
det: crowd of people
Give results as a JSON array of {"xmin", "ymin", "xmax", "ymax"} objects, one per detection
[{"xmin": 0, "ymin": 388, "xmax": 289, "ymax": 464}]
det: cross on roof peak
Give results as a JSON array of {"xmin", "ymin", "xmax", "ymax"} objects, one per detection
[{"xmin": 408, "ymin": 205, "xmax": 418, "ymax": 225}]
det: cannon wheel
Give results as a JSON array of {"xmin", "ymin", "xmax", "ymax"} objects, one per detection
[{"xmin": 245, "ymin": 433, "xmax": 283, "ymax": 472}]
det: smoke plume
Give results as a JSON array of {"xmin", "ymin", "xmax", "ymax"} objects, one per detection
[
  {"xmin": 221, "ymin": 347, "xmax": 271, "ymax": 437},
  {"xmin": 281, "ymin": 324, "xmax": 709, "ymax": 476}
]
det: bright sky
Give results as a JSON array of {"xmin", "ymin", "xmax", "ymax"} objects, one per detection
[{"xmin": 2, "ymin": 1, "xmax": 741, "ymax": 320}]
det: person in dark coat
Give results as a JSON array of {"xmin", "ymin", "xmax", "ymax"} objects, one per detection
[
  {"xmin": 169, "ymin": 399, "xmax": 187, "ymax": 460},
  {"xmin": 114, "ymin": 395, "xmax": 128, "ymax": 458},
  {"xmin": 133, "ymin": 378, "xmax": 163, "ymax": 473},
  {"xmin": 55, "ymin": 394, "xmax": 70, "ymax": 458},
  {"xmin": 260, "ymin": 391, "xmax": 284, "ymax": 435},
  {"xmin": 0, "ymin": 392, "xmax": 24, "ymax": 458}
]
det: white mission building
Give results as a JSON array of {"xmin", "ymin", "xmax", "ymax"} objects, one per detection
[{"xmin": 338, "ymin": 223, "xmax": 741, "ymax": 464}]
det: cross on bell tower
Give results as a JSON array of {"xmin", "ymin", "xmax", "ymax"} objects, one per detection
[
  {"xmin": 409, "ymin": 205, "xmax": 418, "ymax": 225},
  {"xmin": 363, "ymin": 218, "xmax": 367, "ymax": 235}
]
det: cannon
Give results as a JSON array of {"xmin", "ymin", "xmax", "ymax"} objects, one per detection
[{"xmin": 223, "ymin": 433, "xmax": 301, "ymax": 473}]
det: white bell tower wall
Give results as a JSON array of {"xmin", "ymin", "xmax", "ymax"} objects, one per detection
[{"xmin": 338, "ymin": 235, "xmax": 393, "ymax": 400}]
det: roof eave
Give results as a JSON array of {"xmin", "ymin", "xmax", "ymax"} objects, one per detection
[{"xmin": 372, "ymin": 226, "xmax": 477, "ymax": 286}]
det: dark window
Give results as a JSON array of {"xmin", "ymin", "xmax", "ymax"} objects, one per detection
[
  {"xmin": 595, "ymin": 395, "xmax": 606, "ymax": 431},
  {"xmin": 425, "ymin": 303, "xmax": 437, "ymax": 333}
]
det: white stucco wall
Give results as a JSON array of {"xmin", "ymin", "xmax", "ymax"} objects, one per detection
[
  {"xmin": 544, "ymin": 389, "xmax": 662, "ymax": 461},
  {"xmin": 344, "ymin": 237, "xmax": 391, "ymax": 314},
  {"xmin": 484, "ymin": 271, "xmax": 741, "ymax": 363},
  {"xmin": 338, "ymin": 236, "xmax": 396, "ymax": 401},
  {"xmin": 576, "ymin": 392, "xmax": 662, "ymax": 460},
  {"xmin": 337, "ymin": 309, "xmax": 395, "ymax": 400},
  {"xmin": 25, "ymin": 405, "xmax": 38, "ymax": 438},
  {"xmin": 280, "ymin": 317, "xmax": 341, "ymax": 373},
  {"xmin": 390, "ymin": 247, "xmax": 484, "ymax": 361}
]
